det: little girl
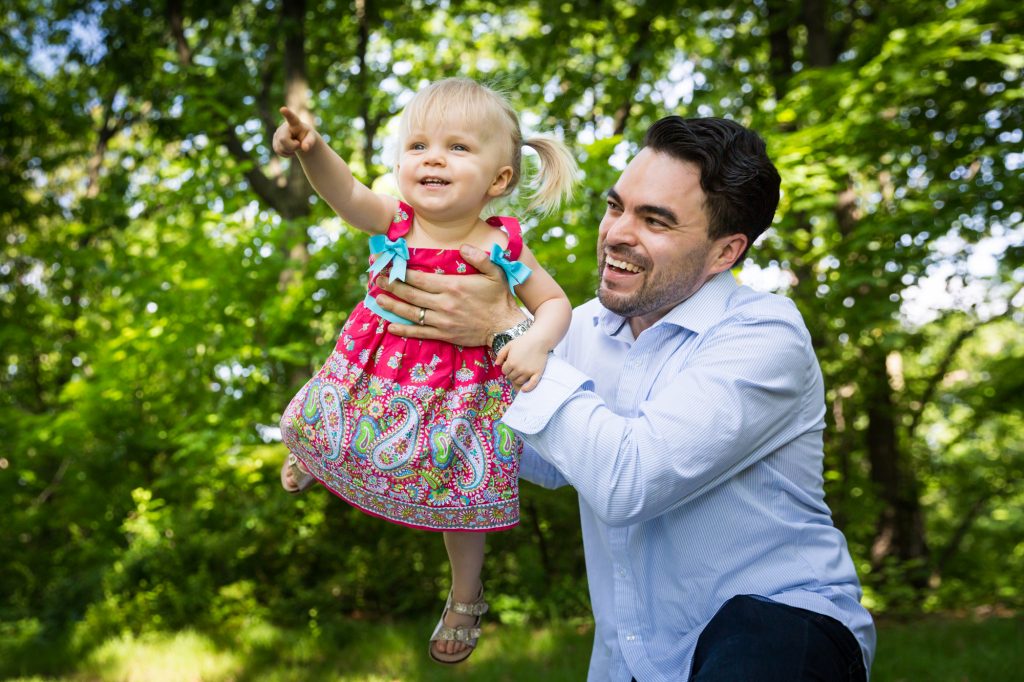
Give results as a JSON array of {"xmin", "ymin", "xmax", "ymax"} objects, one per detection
[{"xmin": 273, "ymin": 78, "xmax": 575, "ymax": 664}]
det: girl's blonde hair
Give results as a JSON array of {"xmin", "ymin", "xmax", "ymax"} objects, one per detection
[{"xmin": 397, "ymin": 78, "xmax": 577, "ymax": 215}]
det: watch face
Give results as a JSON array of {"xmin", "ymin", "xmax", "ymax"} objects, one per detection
[{"xmin": 492, "ymin": 319, "xmax": 532, "ymax": 354}]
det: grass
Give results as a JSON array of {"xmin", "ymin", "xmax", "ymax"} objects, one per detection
[
  {"xmin": 871, "ymin": 613, "xmax": 1023, "ymax": 681},
  {"xmin": 2, "ymin": 613, "xmax": 1020, "ymax": 681}
]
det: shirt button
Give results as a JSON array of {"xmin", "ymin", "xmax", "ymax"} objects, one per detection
[
  {"xmin": 617, "ymin": 568, "xmax": 626, "ymax": 577},
  {"xmin": 626, "ymin": 634, "xmax": 637, "ymax": 642}
]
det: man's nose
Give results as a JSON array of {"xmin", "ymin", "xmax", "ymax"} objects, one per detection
[{"xmin": 602, "ymin": 213, "xmax": 640, "ymax": 245}]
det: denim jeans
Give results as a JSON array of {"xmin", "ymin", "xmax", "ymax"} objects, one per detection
[{"xmin": 686, "ymin": 594, "xmax": 867, "ymax": 681}]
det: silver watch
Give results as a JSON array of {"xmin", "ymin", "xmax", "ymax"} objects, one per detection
[{"xmin": 490, "ymin": 317, "xmax": 533, "ymax": 355}]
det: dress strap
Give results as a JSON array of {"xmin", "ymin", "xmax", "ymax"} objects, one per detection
[
  {"xmin": 484, "ymin": 215, "xmax": 523, "ymax": 261},
  {"xmin": 387, "ymin": 201, "xmax": 414, "ymax": 239}
]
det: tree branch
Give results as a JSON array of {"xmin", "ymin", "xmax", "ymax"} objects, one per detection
[
  {"xmin": 166, "ymin": 0, "xmax": 193, "ymax": 66},
  {"xmin": 612, "ymin": 16, "xmax": 654, "ymax": 136},
  {"xmin": 907, "ymin": 282, "xmax": 1024, "ymax": 438},
  {"xmin": 931, "ymin": 489, "xmax": 993, "ymax": 579},
  {"xmin": 220, "ymin": 128, "xmax": 297, "ymax": 213},
  {"xmin": 167, "ymin": 0, "xmax": 299, "ymax": 215},
  {"xmin": 258, "ymin": 46, "xmax": 281, "ymax": 152},
  {"xmin": 32, "ymin": 458, "xmax": 71, "ymax": 507},
  {"xmin": 282, "ymin": 0, "xmax": 312, "ymax": 201}
]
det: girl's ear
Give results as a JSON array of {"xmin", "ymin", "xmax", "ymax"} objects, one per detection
[{"xmin": 488, "ymin": 166, "xmax": 514, "ymax": 197}]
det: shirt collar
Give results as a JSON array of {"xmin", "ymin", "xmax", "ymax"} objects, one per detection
[{"xmin": 596, "ymin": 270, "xmax": 739, "ymax": 338}]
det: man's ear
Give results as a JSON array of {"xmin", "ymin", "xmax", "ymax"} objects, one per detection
[
  {"xmin": 710, "ymin": 233, "xmax": 749, "ymax": 273},
  {"xmin": 488, "ymin": 166, "xmax": 514, "ymax": 197}
]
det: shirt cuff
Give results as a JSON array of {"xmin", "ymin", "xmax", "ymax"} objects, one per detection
[{"xmin": 503, "ymin": 356, "xmax": 592, "ymax": 435}]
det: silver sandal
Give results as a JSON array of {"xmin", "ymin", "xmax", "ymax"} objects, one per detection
[
  {"xmin": 428, "ymin": 586, "xmax": 488, "ymax": 664},
  {"xmin": 280, "ymin": 454, "xmax": 316, "ymax": 494}
]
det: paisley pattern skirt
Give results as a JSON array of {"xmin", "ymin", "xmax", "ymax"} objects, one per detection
[{"xmin": 280, "ymin": 309, "xmax": 522, "ymax": 532}]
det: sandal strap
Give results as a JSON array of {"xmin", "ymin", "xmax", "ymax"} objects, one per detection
[
  {"xmin": 288, "ymin": 455, "xmax": 314, "ymax": 483},
  {"xmin": 431, "ymin": 624, "xmax": 482, "ymax": 642},
  {"xmin": 449, "ymin": 598, "xmax": 488, "ymax": 616}
]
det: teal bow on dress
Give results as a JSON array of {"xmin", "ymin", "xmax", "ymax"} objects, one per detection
[
  {"xmin": 367, "ymin": 234, "xmax": 409, "ymax": 282},
  {"xmin": 489, "ymin": 243, "xmax": 532, "ymax": 294}
]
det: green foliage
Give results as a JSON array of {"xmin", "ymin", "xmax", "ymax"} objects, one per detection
[{"xmin": 2, "ymin": 1, "xmax": 1022, "ymax": 677}]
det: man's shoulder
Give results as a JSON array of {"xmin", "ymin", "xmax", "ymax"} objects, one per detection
[
  {"xmin": 573, "ymin": 297, "xmax": 604, "ymax": 317},
  {"xmin": 728, "ymin": 285, "xmax": 804, "ymax": 324},
  {"xmin": 567, "ymin": 297, "xmax": 610, "ymax": 333},
  {"xmin": 557, "ymin": 298, "xmax": 607, "ymax": 353},
  {"xmin": 717, "ymin": 285, "xmax": 815, "ymax": 350}
]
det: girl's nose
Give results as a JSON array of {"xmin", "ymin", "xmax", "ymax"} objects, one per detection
[{"xmin": 424, "ymin": 147, "xmax": 446, "ymax": 165}]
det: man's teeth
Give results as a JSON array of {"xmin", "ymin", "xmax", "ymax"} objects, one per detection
[{"xmin": 606, "ymin": 255, "xmax": 643, "ymax": 273}]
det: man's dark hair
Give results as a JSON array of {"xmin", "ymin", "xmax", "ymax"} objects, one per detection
[{"xmin": 643, "ymin": 116, "xmax": 781, "ymax": 263}]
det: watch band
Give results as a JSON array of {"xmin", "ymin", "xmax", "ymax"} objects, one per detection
[{"xmin": 490, "ymin": 317, "xmax": 533, "ymax": 355}]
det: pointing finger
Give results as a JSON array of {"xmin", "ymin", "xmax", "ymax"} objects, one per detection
[{"xmin": 279, "ymin": 106, "xmax": 304, "ymax": 131}]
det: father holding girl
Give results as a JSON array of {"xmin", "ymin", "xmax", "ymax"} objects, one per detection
[{"xmin": 377, "ymin": 115, "xmax": 876, "ymax": 681}]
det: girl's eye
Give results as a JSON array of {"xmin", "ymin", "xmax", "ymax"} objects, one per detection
[
  {"xmin": 451, "ymin": 144, "xmax": 469, "ymax": 152},
  {"xmin": 410, "ymin": 142, "xmax": 426, "ymax": 151}
]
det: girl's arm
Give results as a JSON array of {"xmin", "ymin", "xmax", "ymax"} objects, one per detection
[
  {"xmin": 495, "ymin": 245, "xmax": 572, "ymax": 391},
  {"xmin": 273, "ymin": 107, "xmax": 395, "ymax": 234}
]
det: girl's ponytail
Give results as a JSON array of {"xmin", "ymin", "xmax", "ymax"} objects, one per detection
[{"xmin": 522, "ymin": 135, "xmax": 578, "ymax": 216}]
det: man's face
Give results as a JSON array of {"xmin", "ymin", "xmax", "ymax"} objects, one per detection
[{"xmin": 597, "ymin": 148, "xmax": 742, "ymax": 335}]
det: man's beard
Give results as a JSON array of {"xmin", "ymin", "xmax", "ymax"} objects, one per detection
[{"xmin": 597, "ymin": 245, "xmax": 709, "ymax": 319}]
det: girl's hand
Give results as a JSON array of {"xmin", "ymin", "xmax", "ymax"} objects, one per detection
[
  {"xmin": 495, "ymin": 335, "xmax": 550, "ymax": 392},
  {"xmin": 273, "ymin": 106, "xmax": 317, "ymax": 157}
]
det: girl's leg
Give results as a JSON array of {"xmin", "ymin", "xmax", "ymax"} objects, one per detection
[{"xmin": 433, "ymin": 531, "xmax": 486, "ymax": 658}]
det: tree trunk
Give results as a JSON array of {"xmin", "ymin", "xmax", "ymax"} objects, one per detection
[
  {"xmin": 864, "ymin": 344, "xmax": 929, "ymax": 585},
  {"xmin": 801, "ymin": 0, "xmax": 834, "ymax": 67},
  {"xmin": 766, "ymin": 0, "xmax": 796, "ymax": 98}
]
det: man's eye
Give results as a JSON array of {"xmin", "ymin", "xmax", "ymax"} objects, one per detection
[
  {"xmin": 606, "ymin": 201, "xmax": 622, "ymax": 213},
  {"xmin": 645, "ymin": 217, "xmax": 669, "ymax": 228}
]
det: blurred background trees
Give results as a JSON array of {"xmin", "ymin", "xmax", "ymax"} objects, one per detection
[{"xmin": 2, "ymin": 0, "xmax": 1021, "ymax": 673}]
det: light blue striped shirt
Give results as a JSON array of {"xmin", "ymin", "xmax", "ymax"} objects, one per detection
[{"xmin": 503, "ymin": 271, "xmax": 876, "ymax": 681}]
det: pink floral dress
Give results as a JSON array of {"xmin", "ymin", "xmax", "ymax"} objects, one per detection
[{"xmin": 280, "ymin": 202, "xmax": 525, "ymax": 532}]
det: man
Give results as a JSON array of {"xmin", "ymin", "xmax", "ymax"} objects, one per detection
[{"xmin": 376, "ymin": 116, "xmax": 875, "ymax": 681}]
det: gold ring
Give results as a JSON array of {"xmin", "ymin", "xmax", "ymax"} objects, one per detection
[{"xmin": 418, "ymin": 307, "xmax": 426, "ymax": 326}]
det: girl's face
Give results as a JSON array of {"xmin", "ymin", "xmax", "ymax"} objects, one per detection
[{"xmin": 396, "ymin": 116, "xmax": 513, "ymax": 224}]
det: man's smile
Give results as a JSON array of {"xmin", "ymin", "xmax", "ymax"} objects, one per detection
[{"xmin": 604, "ymin": 254, "xmax": 645, "ymax": 274}]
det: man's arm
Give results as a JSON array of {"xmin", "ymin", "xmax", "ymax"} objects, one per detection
[
  {"xmin": 519, "ymin": 442, "xmax": 570, "ymax": 489},
  {"xmin": 502, "ymin": 313, "xmax": 817, "ymax": 527}
]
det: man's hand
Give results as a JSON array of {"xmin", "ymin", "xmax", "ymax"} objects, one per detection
[
  {"xmin": 273, "ymin": 106, "xmax": 318, "ymax": 157},
  {"xmin": 375, "ymin": 244, "xmax": 525, "ymax": 347}
]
